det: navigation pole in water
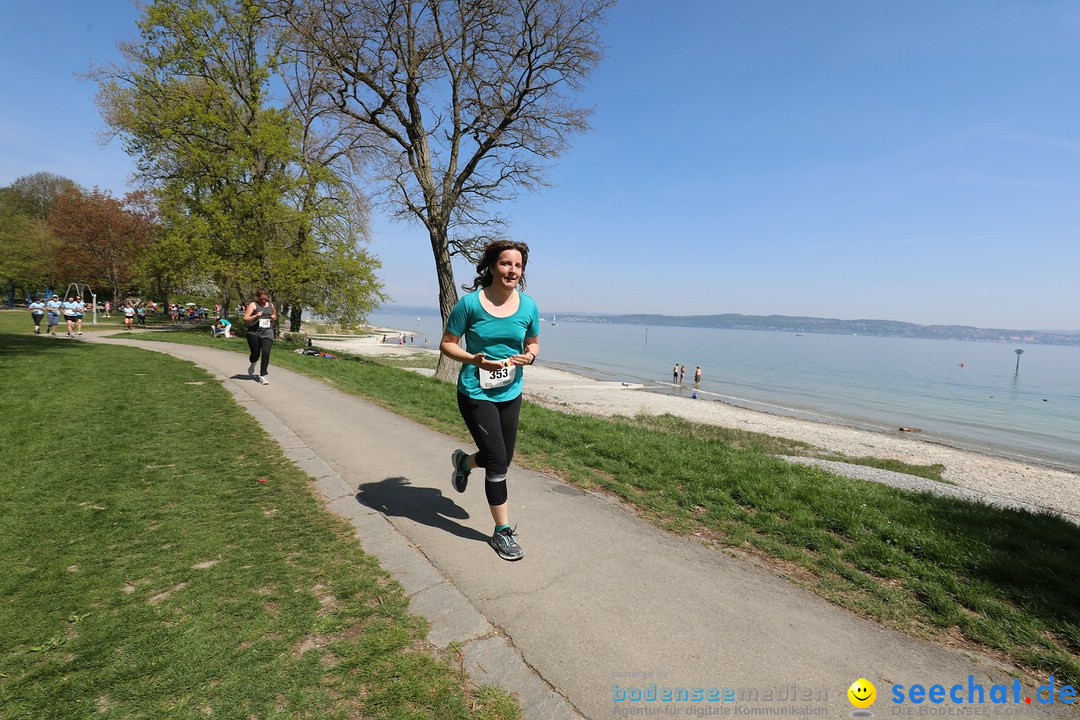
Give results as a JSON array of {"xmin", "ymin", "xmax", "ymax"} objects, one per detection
[{"xmin": 1014, "ymin": 348, "xmax": 1024, "ymax": 375}]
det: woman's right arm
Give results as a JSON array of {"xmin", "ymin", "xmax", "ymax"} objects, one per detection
[
  {"xmin": 242, "ymin": 303, "xmax": 259, "ymax": 323},
  {"xmin": 440, "ymin": 332, "xmax": 476, "ymax": 365},
  {"xmin": 440, "ymin": 332, "xmax": 503, "ymax": 371}
]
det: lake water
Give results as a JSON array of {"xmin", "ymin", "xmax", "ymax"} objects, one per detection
[{"xmin": 367, "ymin": 308, "xmax": 1080, "ymax": 471}]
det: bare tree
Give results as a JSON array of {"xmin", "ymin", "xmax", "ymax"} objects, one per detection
[{"xmin": 273, "ymin": 0, "xmax": 614, "ymax": 379}]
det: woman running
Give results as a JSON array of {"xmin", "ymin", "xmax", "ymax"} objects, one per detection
[
  {"xmin": 440, "ymin": 240, "xmax": 540, "ymax": 561},
  {"xmin": 29, "ymin": 298, "xmax": 45, "ymax": 334},
  {"xmin": 123, "ymin": 302, "xmax": 136, "ymax": 330},
  {"xmin": 46, "ymin": 295, "xmax": 62, "ymax": 335},
  {"xmin": 243, "ymin": 289, "xmax": 277, "ymax": 385},
  {"xmin": 62, "ymin": 295, "xmax": 78, "ymax": 337},
  {"xmin": 74, "ymin": 295, "xmax": 86, "ymax": 335}
]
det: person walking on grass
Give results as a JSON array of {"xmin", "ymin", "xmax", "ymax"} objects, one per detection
[
  {"xmin": 244, "ymin": 289, "xmax": 277, "ymax": 385},
  {"xmin": 440, "ymin": 240, "xmax": 540, "ymax": 562},
  {"xmin": 46, "ymin": 294, "xmax": 62, "ymax": 335},
  {"xmin": 29, "ymin": 298, "xmax": 45, "ymax": 334}
]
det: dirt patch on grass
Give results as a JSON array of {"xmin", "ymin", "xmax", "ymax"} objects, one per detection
[{"xmin": 148, "ymin": 582, "xmax": 188, "ymax": 605}]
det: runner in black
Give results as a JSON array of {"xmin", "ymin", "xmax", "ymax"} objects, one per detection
[{"xmin": 243, "ymin": 289, "xmax": 277, "ymax": 385}]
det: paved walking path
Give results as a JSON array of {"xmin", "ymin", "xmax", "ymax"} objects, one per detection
[{"xmin": 89, "ymin": 337, "xmax": 1066, "ymax": 719}]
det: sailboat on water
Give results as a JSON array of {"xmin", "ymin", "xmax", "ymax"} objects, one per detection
[{"xmin": 551, "ymin": 314, "xmax": 558, "ymax": 327}]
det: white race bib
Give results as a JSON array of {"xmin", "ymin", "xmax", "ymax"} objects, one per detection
[
  {"xmin": 479, "ymin": 363, "xmax": 517, "ymax": 389},
  {"xmin": 259, "ymin": 318, "xmax": 271, "ymax": 328}
]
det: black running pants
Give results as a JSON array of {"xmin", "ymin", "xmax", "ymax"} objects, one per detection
[
  {"xmin": 457, "ymin": 392, "xmax": 522, "ymax": 505},
  {"xmin": 247, "ymin": 334, "xmax": 274, "ymax": 375}
]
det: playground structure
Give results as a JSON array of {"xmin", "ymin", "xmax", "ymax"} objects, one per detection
[{"xmin": 63, "ymin": 283, "xmax": 98, "ymax": 326}]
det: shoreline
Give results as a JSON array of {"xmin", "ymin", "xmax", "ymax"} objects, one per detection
[{"xmin": 310, "ymin": 329, "xmax": 1080, "ymax": 523}]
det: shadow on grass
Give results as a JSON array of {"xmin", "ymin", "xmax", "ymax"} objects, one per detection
[
  {"xmin": 0, "ymin": 331, "xmax": 90, "ymax": 360},
  {"xmin": 921, "ymin": 492, "xmax": 1080, "ymax": 646},
  {"xmin": 356, "ymin": 476, "xmax": 489, "ymax": 543}
]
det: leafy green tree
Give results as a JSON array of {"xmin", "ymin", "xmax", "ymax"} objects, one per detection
[
  {"xmin": 274, "ymin": 42, "xmax": 387, "ymax": 331},
  {"xmin": 273, "ymin": 0, "xmax": 614, "ymax": 378},
  {"xmin": 93, "ymin": 0, "xmax": 384, "ymax": 330},
  {"xmin": 0, "ymin": 187, "xmax": 56, "ymax": 302},
  {"xmin": 7, "ymin": 172, "xmax": 79, "ymax": 220}
]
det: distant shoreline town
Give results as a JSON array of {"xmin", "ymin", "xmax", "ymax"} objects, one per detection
[
  {"xmin": 376, "ymin": 306, "xmax": 1080, "ymax": 346},
  {"xmin": 555, "ymin": 313, "xmax": 1080, "ymax": 346}
]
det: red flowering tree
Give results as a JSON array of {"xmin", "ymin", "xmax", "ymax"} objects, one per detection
[{"xmin": 48, "ymin": 188, "xmax": 154, "ymax": 301}]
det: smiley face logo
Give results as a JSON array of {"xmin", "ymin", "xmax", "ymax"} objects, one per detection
[{"xmin": 848, "ymin": 678, "xmax": 876, "ymax": 709}]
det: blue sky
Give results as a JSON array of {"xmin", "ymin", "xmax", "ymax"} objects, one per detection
[{"xmin": 2, "ymin": 1, "xmax": 1078, "ymax": 330}]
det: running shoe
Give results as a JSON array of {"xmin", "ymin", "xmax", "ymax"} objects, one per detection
[
  {"xmin": 248, "ymin": 363, "xmax": 257, "ymax": 376},
  {"xmin": 258, "ymin": 375, "xmax": 270, "ymax": 385},
  {"xmin": 450, "ymin": 449, "xmax": 470, "ymax": 493},
  {"xmin": 489, "ymin": 526, "xmax": 523, "ymax": 561}
]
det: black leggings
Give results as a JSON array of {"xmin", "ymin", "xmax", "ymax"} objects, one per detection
[
  {"xmin": 457, "ymin": 392, "xmax": 522, "ymax": 506},
  {"xmin": 247, "ymin": 334, "xmax": 274, "ymax": 375}
]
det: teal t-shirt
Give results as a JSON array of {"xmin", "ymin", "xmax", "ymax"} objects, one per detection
[{"xmin": 446, "ymin": 290, "xmax": 540, "ymax": 402}]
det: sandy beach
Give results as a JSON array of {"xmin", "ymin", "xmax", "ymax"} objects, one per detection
[{"xmin": 312, "ymin": 330, "xmax": 1080, "ymax": 524}]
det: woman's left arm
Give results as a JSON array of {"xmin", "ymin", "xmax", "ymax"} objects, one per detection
[{"xmin": 512, "ymin": 336, "xmax": 540, "ymax": 366}]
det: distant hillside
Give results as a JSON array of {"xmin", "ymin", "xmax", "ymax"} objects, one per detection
[{"xmin": 553, "ymin": 313, "xmax": 1080, "ymax": 346}]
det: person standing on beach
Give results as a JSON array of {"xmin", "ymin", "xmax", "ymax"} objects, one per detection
[
  {"xmin": 244, "ymin": 289, "xmax": 277, "ymax": 385},
  {"xmin": 679, "ymin": 365, "xmax": 686, "ymax": 383},
  {"xmin": 694, "ymin": 366, "xmax": 702, "ymax": 383},
  {"xmin": 673, "ymin": 362, "xmax": 679, "ymax": 383},
  {"xmin": 440, "ymin": 240, "xmax": 539, "ymax": 562},
  {"xmin": 29, "ymin": 298, "xmax": 45, "ymax": 333}
]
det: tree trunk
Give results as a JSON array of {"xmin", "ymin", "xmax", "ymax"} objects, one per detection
[
  {"xmin": 430, "ymin": 225, "xmax": 460, "ymax": 382},
  {"xmin": 289, "ymin": 302, "xmax": 303, "ymax": 333}
]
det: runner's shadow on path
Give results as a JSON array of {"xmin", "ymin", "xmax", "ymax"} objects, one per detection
[{"xmin": 356, "ymin": 476, "xmax": 489, "ymax": 542}]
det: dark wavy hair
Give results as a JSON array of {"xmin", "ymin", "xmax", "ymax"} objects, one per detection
[{"xmin": 462, "ymin": 240, "xmax": 530, "ymax": 292}]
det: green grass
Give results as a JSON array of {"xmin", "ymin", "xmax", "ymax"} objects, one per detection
[
  {"xmin": 108, "ymin": 316, "xmax": 1080, "ymax": 685},
  {"xmin": 0, "ymin": 311, "xmax": 519, "ymax": 720}
]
